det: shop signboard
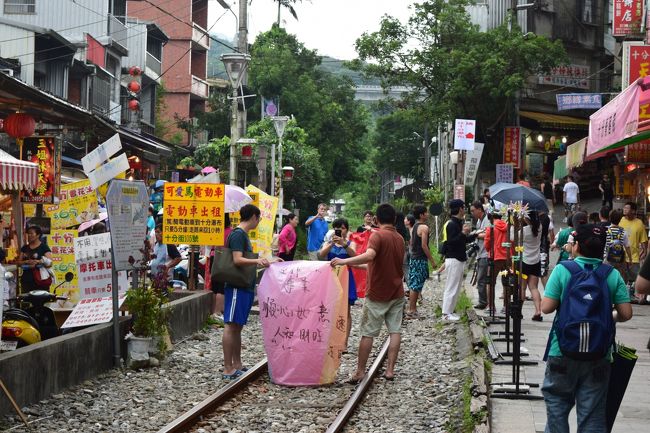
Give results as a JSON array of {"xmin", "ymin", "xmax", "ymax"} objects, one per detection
[
  {"xmin": 528, "ymin": 153, "xmax": 544, "ymax": 177},
  {"xmin": 162, "ymin": 183, "xmax": 226, "ymax": 246},
  {"xmin": 47, "ymin": 230, "xmax": 79, "ymax": 305},
  {"xmin": 246, "ymin": 185, "xmax": 279, "ymax": 259},
  {"xmin": 453, "ymin": 119, "xmax": 476, "ymax": 150},
  {"xmin": 503, "ymin": 127, "xmax": 521, "ymax": 168},
  {"xmin": 496, "ymin": 164, "xmax": 514, "ymax": 184},
  {"xmin": 21, "ymin": 136, "xmax": 57, "ymax": 203},
  {"xmin": 60, "ymin": 293, "xmax": 127, "ymax": 329},
  {"xmin": 464, "ymin": 142, "xmax": 484, "ymax": 186},
  {"xmin": 556, "ymin": 93, "xmax": 602, "ymax": 111},
  {"xmin": 625, "ymin": 140, "xmax": 650, "ymax": 162},
  {"xmin": 74, "ymin": 233, "xmax": 127, "ymax": 299},
  {"xmin": 538, "ymin": 65, "xmax": 590, "ymax": 90},
  {"xmin": 106, "ymin": 180, "xmax": 149, "ymax": 271},
  {"xmin": 453, "ymin": 184, "xmax": 465, "ymax": 201},
  {"xmin": 82, "ymin": 134, "xmax": 129, "ymax": 189},
  {"xmin": 81, "ymin": 134, "xmax": 121, "ymax": 174},
  {"xmin": 613, "ymin": 0, "xmax": 644, "ymax": 37},
  {"xmin": 622, "ymin": 42, "xmax": 650, "ymax": 87},
  {"xmin": 44, "ymin": 180, "xmax": 98, "ymax": 229}
]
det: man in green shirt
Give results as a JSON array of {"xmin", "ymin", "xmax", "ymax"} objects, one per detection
[{"xmin": 541, "ymin": 224, "xmax": 632, "ymax": 433}]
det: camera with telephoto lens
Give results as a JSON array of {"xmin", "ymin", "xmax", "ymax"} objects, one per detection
[{"xmin": 466, "ymin": 242, "xmax": 480, "ymax": 258}]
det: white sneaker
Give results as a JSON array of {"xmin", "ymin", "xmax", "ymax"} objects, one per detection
[{"xmin": 443, "ymin": 313, "xmax": 460, "ymax": 322}]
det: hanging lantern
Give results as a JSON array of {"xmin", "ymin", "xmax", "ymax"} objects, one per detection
[
  {"xmin": 4, "ymin": 112, "xmax": 35, "ymax": 138},
  {"xmin": 240, "ymin": 144, "xmax": 253, "ymax": 161},
  {"xmin": 128, "ymin": 100, "xmax": 140, "ymax": 111},
  {"xmin": 282, "ymin": 166, "xmax": 295, "ymax": 182},
  {"xmin": 127, "ymin": 80, "xmax": 141, "ymax": 93},
  {"xmin": 128, "ymin": 66, "xmax": 142, "ymax": 76}
]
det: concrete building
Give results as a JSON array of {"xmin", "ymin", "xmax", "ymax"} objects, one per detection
[{"xmin": 127, "ymin": 0, "xmax": 210, "ymax": 146}]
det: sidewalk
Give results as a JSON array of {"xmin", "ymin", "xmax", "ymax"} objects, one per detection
[{"xmin": 464, "ymin": 198, "xmax": 650, "ymax": 433}]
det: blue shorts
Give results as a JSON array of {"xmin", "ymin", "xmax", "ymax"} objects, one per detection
[{"xmin": 224, "ymin": 287, "xmax": 255, "ymax": 326}]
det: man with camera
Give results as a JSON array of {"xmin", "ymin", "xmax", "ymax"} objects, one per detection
[
  {"xmin": 470, "ymin": 202, "xmax": 490, "ymax": 310},
  {"xmin": 441, "ymin": 199, "xmax": 480, "ymax": 321}
]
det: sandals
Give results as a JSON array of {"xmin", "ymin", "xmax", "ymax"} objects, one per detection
[
  {"xmin": 222, "ymin": 369, "xmax": 243, "ymax": 380},
  {"xmin": 404, "ymin": 311, "xmax": 420, "ymax": 320}
]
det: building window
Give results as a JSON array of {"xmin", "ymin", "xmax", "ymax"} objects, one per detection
[{"xmin": 4, "ymin": 0, "xmax": 35, "ymax": 14}]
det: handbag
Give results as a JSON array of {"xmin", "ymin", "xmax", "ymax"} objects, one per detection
[
  {"xmin": 211, "ymin": 229, "xmax": 258, "ymax": 288},
  {"xmin": 33, "ymin": 266, "xmax": 52, "ymax": 288}
]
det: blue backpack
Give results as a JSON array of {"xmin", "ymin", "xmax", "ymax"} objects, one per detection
[{"xmin": 547, "ymin": 260, "xmax": 615, "ymax": 361}]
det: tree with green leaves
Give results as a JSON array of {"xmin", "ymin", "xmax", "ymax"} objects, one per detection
[
  {"xmin": 352, "ymin": 0, "xmax": 568, "ymax": 139},
  {"xmin": 248, "ymin": 26, "xmax": 370, "ymax": 206}
]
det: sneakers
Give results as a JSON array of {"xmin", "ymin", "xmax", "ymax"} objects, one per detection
[
  {"xmin": 443, "ymin": 313, "xmax": 461, "ymax": 322},
  {"xmin": 474, "ymin": 303, "xmax": 487, "ymax": 310}
]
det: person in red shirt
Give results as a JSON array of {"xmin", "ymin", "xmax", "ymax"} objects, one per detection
[
  {"xmin": 278, "ymin": 213, "xmax": 298, "ymax": 261},
  {"xmin": 483, "ymin": 210, "xmax": 509, "ymax": 314},
  {"xmin": 331, "ymin": 203, "xmax": 405, "ymax": 382},
  {"xmin": 516, "ymin": 173, "xmax": 531, "ymax": 187}
]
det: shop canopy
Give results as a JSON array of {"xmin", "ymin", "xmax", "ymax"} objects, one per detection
[
  {"xmin": 520, "ymin": 111, "xmax": 589, "ymax": 130},
  {"xmin": 0, "ymin": 148, "xmax": 38, "ymax": 191}
]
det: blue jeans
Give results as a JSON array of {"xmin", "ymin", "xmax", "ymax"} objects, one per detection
[{"xmin": 542, "ymin": 356, "xmax": 611, "ymax": 433}]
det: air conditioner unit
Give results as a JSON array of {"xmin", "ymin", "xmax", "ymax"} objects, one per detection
[{"xmin": 0, "ymin": 69, "xmax": 14, "ymax": 77}]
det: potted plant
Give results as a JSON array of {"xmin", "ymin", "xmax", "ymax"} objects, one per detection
[
  {"xmin": 422, "ymin": 186, "xmax": 445, "ymax": 216},
  {"xmin": 124, "ymin": 240, "xmax": 171, "ymax": 367}
]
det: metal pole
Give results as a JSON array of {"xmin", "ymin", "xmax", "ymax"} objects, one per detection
[
  {"xmin": 270, "ymin": 138, "xmax": 276, "ymax": 197},
  {"xmin": 110, "ymin": 246, "xmax": 121, "ymax": 368},
  {"xmin": 278, "ymin": 134, "xmax": 284, "ymax": 231},
  {"xmin": 229, "ymin": 88, "xmax": 238, "ymax": 186},
  {"xmin": 238, "ymin": 0, "xmax": 248, "ymax": 138}
]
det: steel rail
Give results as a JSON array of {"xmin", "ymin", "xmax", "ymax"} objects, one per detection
[
  {"xmin": 325, "ymin": 337, "xmax": 390, "ymax": 433},
  {"xmin": 155, "ymin": 358, "xmax": 268, "ymax": 433}
]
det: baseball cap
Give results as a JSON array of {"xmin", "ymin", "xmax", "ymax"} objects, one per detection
[
  {"xmin": 449, "ymin": 199, "xmax": 465, "ymax": 209},
  {"xmin": 571, "ymin": 211, "xmax": 588, "ymax": 228},
  {"xmin": 574, "ymin": 224, "xmax": 606, "ymax": 247}
]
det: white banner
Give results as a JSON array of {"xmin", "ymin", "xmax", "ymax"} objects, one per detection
[
  {"xmin": 61, "ymin": 294, "xmax": 127, "ymax": 328},
  {"xmin": 87, "ymin": 153, "xmax": 130, "ymax": 189},
  {"xmin": 454, "ymin": 119, "xmax": 476, "ymax": 150},
  {"xmin": 464, "ymin": 142, "xmax": 484, "ymax": 186}
]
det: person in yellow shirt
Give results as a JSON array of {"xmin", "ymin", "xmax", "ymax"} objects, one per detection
[{"xmin": 619, "ymin": 202, "xmax": 648, "ymax": 302}]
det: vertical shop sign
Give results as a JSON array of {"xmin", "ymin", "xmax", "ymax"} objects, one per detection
[
  {"xmin": 503, "ymin": 127, "xmax": 521, "ymax": 169},
  {"xmin": 21, "ymin": 136, "xmax": 56, "ymax": 203},
  {"xmin": 74, "ymin": 233, "xmax": 127, "ymax": 299},
  {"xmin": 496, "ymin": 164, "xmax": 514, "ymax": 183},
  {"xmin": 464, "ymin": 143, "xmax": 485, "ymax": 186},
  {"xmin": 613, "ymin": 0, "xmax": 644, "ymax": 37},
  {"xmin": 453, "ymin": 119, "xmax": 476, "ymax": 150},
  {"xmin": 48, "ymin": 230, "xmax": 79, "ymax": 304},
  {"xmin": 246, "ymin": 185, "xmax": 279, "ymax": 259}
]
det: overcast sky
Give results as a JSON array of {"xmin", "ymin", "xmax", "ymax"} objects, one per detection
[{"xmin": 209, "ymin": 0, "xmax": 417, "ymax": 60}]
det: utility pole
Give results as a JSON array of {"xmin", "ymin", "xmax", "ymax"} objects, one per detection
[{"xmin": 238, "ymin": 0, "xmax": 248, "ymax": 138}]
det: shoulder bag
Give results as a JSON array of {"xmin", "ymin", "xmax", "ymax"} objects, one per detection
[{"xmin": 211, "ymin": 229, "xmax": 258, "ymax": 288}]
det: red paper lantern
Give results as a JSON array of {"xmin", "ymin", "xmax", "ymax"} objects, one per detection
[
  {"xmin": 127, "ymin": 81, "xmax": 141, "ymax": 93},
  {"xmin": 4, "ymin": 112, "xmax": 35, "ymax": 138},
  {"xmin": 128, "ymin": 100, "xmax": 140, "ymax": 111},
  {"xmin": 282, "ymin": 166, "xmax": 295, "ymax": 182},
  {"xmin": 128, "ymin": 66, "xmax": 142, "ymax": 76}
]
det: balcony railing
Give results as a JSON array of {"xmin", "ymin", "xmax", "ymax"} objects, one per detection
[
  {"xmin": 145, "ymin": 52, "xmax": 162, "ymax": 77},
  {"xmin": 191, "ymin": 23, "xmax": 209, "ymax": 50},
  {"xmin": 108, "ymin": 14, "xmax": 128, "ymax": 48},
  {"xmin": 190, "ymin": 75, "xmax": 209, "ymax": 99}
]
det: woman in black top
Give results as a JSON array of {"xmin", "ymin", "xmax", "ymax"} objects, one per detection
[{"xmin": 17, "ymin": 225, "xmax": 52, "ymax": 292}]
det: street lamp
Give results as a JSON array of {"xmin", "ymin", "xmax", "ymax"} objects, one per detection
[
  {"xmin": 221, "ymin": 53, "xmax": 251, "ymax": 185},
  {"xmin": 272, "ymin": 115, "xmax": 290, "ymax": 229}
]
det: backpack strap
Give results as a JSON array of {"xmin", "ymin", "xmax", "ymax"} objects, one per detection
[{"xmin": 559, "ymin": 259, "xmax": 581, "ymax": 274}]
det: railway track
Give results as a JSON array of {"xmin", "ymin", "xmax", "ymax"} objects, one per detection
[{"xmin": 156, "ymin": 338, "xmax": 390, "ymax": 433}]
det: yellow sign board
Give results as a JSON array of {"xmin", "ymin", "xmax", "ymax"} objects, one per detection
[
  {"xmin": 246, "ymin": 185, "xmax": 278, "ymax": 259},
  {"xmin": 162, "ymin": 182, "xmax": 225, "ymax": 246},
  {"xmin": 229, "ymin": 190, "xmax": 260, "ymax": 249},
  {"xmin": 48, "ymin": 229, "xmax": 79, "ymax": 305},
  {"xmin": 44, "ymin": 180, "xmax": 98, "ymax": 229}
]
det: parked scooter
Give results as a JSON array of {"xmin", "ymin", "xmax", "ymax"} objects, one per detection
[{"xmin": 1, "ymin": 272, "xmax": 73, "ymax": 350}]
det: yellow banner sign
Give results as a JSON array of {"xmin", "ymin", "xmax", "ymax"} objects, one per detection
[
  {"xmin": 162, "ymin": 182, "xmax": 225, "ymax": 246},
  {"xmin": 246, "ymin": 185, "xmax": 278, "ymax": 259},
  {"xmin": 229, "ymin": 190, "xmax": 260, "ymax": 249},
  {"xmin": 48, "ymin": 229, "xmax": 79, "ymax": 305},
  {"xmin": 44, "ymin": 180, "xmax": 98, "ymax": 229}
]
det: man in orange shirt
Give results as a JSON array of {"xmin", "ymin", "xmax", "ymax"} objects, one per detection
[{"xmin": 331, "ymin": 203, "xmax": 405, "ymax": 382}]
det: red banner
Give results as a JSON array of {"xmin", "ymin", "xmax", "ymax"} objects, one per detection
[
  {"xmin": 503, "ymin": 126, "xmax": 521, "ymax": 169},
  {"xmin": 613, "ymin": 0, "xmax": 643, "ymax": 37},
  {"xmin": 21, "ymin": 136, "xmax": 56, "ymax": 204}
]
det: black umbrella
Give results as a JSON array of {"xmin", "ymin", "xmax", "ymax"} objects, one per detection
[
  {"xmin": 488, "ymin": 182, "xmax": 549, "ymax": 212},
  {"xmin": 606, "ymin": 344, "xmax": 638, "ymax": 432}
]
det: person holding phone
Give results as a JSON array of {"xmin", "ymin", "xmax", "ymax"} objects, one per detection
[{"xmin": 319, "ymin": 218, "xmax": 358, "ymax": 349}]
